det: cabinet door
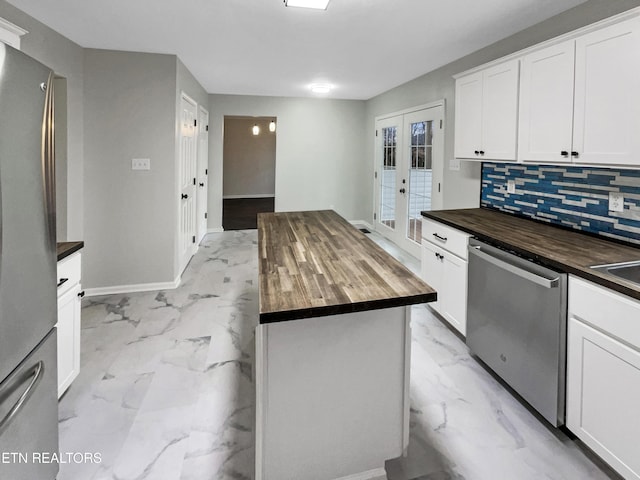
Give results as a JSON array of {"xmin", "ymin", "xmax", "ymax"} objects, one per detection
[
  {"xmin": 481, "ymin": 59, "xmax": 519, "ymax": 161},
  {"xmin": 519, "ymin": 41, "xmax": 575, "ymax": 163},
  {"xmin": 440, "ymin": 253, "xmax": 467, "ymax": 336},
  {"xmin": 454, "ymin": 71, "xmax": 483, "ymax": 159},
  {"xmin": 421, "ymin": 240, "xmax": 443, "ymax": 315},
  {"xmin": 567, "ymin": 317, "xmax": 640, "ymax": 480},
  {"xmin": 573, "ymin": 17, "xmax": 640, "ymax": 165},
  {"xmin": 57, "ymin": 284, "xmax": 81, "ymax": 398}
]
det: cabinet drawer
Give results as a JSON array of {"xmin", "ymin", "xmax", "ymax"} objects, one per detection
[
  {"xmin": 569, "ymin": 275, "xmax": 640, "ymax": 350},
  {"xmin": 421, "ymin": 218, "xmax": 471, "ymax": 259},
  {"xmin": 57, "ymin": 251, "xmax": 81, "ymax": 297}
]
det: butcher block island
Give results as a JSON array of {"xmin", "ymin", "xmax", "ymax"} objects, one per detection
[{"xmin": 256, "ymin": 210, "xmax": 436, "ymax": 480}]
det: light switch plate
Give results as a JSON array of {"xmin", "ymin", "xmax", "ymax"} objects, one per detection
[
  {"xmin": 507, "ymin": 180, "xmax": 516, "ymax": 194},
  {"xmin": 609, "ymin": 191, "xmax": 624, "ymax": 212},
  {"xmin": 132, "ymin": 158, "xmax": 151, "ymax": 170}
]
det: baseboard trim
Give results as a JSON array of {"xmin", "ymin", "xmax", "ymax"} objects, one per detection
[
  {"xmin": 349, "ymin": 220, "xmax": 374, "ymax": 231},
  {"xmin": 84, "ymin": 276, "xmax": 181, "ymax": 297},
  {"xmin": 223, "ymin": 194, "xmax": 275, "ymax": 199},
  {"xmin": 207, "ymin": 227, "xmax": 224, "ymax": 233},
  {"xmin": 334, "ymin": 467, "xmax": 387, "ymax": 480}
]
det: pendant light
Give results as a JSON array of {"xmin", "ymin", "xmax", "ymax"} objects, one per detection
[
  {"xmin": 269, "ymin": 120, "xmax": 276, "ymax": 132},
  {"xmin": 252, "ymin": 124, "xmax": 260, "ymax": 136}
]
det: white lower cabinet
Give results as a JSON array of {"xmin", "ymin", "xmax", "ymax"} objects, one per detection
[
  {"xmin": 567, "ymin": 276, "xmax": 640, "ymax": 480},
  {"xmin": 57, "ymin": 251, "xmax": 83, "ymax": 398},
  {"xmin": 421, "ymin": 219, "xmax": 470, "ymax": 336}
]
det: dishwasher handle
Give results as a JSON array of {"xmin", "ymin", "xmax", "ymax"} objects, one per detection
[{"xmin": 469, "ymin": 245, "xmax": 559, "ymax": 289}]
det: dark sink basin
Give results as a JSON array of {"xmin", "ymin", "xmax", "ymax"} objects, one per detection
[{"xmin": 591, "ymin": 260, "xmax": 640, "ymax": 286}]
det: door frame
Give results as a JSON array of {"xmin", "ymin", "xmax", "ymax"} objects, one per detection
[
  {"xmin": 373, "ymin": 100, "xmax": 445, "ymax": 257},
  {"xmin": 197, "ymin": 105, "xmax": 209, "ymax": 244}
]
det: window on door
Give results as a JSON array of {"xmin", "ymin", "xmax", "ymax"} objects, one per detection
[
  {"xmin": 408, "ymin": 120, "xmax": 433, "ymax": 243},
  {"xmin": 380, "ymin": 126, "xmax": 397, "ymax": 229}
]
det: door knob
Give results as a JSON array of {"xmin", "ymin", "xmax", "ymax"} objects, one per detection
[{"xmin": 181, "ymin": 193, "xmax": 188, "ymax": 199}]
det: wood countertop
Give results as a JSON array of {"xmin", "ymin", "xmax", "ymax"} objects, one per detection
[
  {"xmin": 422, "ymin": 208, "xmax": 640, "ymax": 301},
  {"xmin": 57, "ymin": 241, "xmax": 84, "ymax": 262},
  {"xmin": 258, "ymin": 210, "xmax": 436, "ymax": 323}
]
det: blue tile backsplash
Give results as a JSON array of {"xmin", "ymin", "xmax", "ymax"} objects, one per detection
[{"xmin": 481, "ymin": 163, "xmax": 640, "ymax": 245}]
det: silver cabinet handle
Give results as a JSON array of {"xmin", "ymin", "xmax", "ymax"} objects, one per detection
[
  {"xmin": 468, "ymin": 245, "xmax": 559, "ymax": 289},
  {"xmin": 0, "ymin": 361, "xmax": 43, "ymax": 434}
]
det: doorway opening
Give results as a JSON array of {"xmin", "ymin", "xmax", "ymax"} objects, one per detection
[{"xmin": 222, "ymin": 116, "xmax": 276, "ymax": 230}]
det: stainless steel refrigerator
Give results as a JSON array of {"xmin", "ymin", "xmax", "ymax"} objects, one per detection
[{"xmin": 0, "ymin": 43, "xmax": 59, "ymax": 479}]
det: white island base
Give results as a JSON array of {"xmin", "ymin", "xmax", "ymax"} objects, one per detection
[{"xmin": 255, "ymin": 306, "xmax": 411, "ymax": 480}]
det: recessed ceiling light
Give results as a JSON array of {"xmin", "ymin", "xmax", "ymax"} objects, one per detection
[
  {"xmin": 310, "ymin": 83, "xmax": 332, "ymax": 94},
  {"xmin": 284, "ymin": 0, "xmax": 330, "ymax": 10}
]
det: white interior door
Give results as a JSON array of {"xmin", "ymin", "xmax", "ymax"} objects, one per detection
[
  {"xmin": 375, "ymin": 105, "xmax": 444, "ymax": 258},
  {"xmin": 178, "ymin": 93, "xmax": 197, "ymax": 274},
  {"xmin": 197, "ymin": 105, "xmax": 209, "ymax": 243}
]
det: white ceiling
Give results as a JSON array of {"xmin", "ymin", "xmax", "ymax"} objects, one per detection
[{"xmin": 7, "ymin": 0, "xmax": 588, "ymax": 100}]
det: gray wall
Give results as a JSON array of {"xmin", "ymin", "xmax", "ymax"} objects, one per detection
[
  {"xmin": 83, "ymin": 49, "xmax": 177, "ymax": 289},
  {"xmin": 223, "ymin": 117, "xmax": 276, "ymax": 198},
  {"xmin": 176, "ymin": 58, "xmax": 208, "ymax": 108},
  {"xmin": 364, "ymin": 0, "xmax": 640, "ymax": 223},
  {"xmin": 0, "ymin": 0, "xmax": 84, "ymax": 242},
  {"xmin": 208, "ymin": 95, "xmax": 367, "ymax": 230}
]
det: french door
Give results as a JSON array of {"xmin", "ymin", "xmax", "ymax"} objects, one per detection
[{"xmin": 374, "ymin": 105, "xmax": 443, "ymax": 257}]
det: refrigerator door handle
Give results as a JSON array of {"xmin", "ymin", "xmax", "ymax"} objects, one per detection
[
  {"xmin": 0, "ymin": 361, "xmax": 44, "ymax": 434},
  {"xmin": 42, "ymin": 72, "xmax": 56, "ymax": 249}
]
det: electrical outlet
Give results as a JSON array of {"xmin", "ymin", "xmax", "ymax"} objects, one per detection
[
  {"xmin": 609, "ymin": 191, "xmax": 624, "ymax": 212},
  {"xmin": 507, "ymin": 180, "xmax": 516, "ymax": 194},
  {"xmin": 132, "ymin": 158, "xmax": 151, "ymax": 170}
]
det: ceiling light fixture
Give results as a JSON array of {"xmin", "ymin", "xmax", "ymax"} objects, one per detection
[
  {"xmin": 284, "ymin": 0, "xmax": 330, "ymax": 10},
  {"xmin": 310, "ymin": 83, "xmax": 332, "ymax": 94},
  {"xmin": 252, "ymin": 124, "xmax": 260, "ymax": 135},
  {"xmin": 269, "ymin": 120, "xmax": 276, "ymax": 132}
]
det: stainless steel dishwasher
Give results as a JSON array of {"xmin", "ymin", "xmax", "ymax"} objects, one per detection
[{"xmin": 467, "ymin": 238, "xmax": 567, "ymax": 427}]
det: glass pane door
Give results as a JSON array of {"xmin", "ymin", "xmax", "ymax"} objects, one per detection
[
  {"xmin": 407, "ymin": 120, "xmax": 433, "ymax": 244},
  {"xmin": 374, "ymin": 105, "xmax": 443, "ymax": 258},
  {"xmin": 380, "ymin": 125, "xmax": 397, "ymax": 231},
  {"xmin": 375, "ymin": 114, "xmax": 403, "ymax": 242}
]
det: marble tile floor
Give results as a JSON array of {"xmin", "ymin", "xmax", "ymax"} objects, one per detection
[{"xmin": 57, "ymin": 229, "xmax": 620, "ymax": 480}]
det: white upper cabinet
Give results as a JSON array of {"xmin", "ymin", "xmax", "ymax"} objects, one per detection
[
  {"xmin": 457, "ymin": 10, "xmax": 640, "ymax": 167},
  {"xmin": 454, "ymin": 72, "xmax": 483, "ymax": 159},
  {"xmin": 518, "ymin": 40, "xmax": 576, "ymax": 163},
  {"xmin": 481, "ymin": 60, "xmax": 520, "ymax": 161},
  {"xmin": 454, "ymin": 59, "xmax": 519, "ymax": 162},
  {"xmin": 573, "ymin": 17, "xmax": 640, "ymax": 166}
]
